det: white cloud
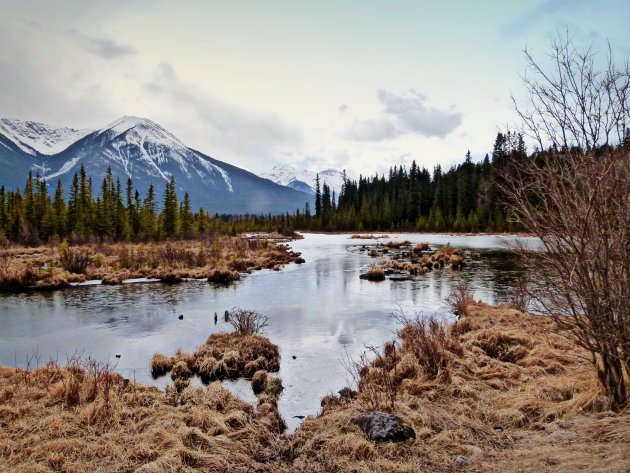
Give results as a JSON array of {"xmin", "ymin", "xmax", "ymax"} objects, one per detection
[
  {"xmin": 339, "ymin": 89, "xmax": 461, "ymax": 142},
  {"xmin": 142, "ymin": 64, "xmax": 303, "ymax": 168},
  {"xmin": 65, "ymin": 29, "xmax": 137, "ymax": 60}
]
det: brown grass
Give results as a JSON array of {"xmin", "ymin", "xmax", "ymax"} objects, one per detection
[
  {"xmin": 284, "ymin": 302, "xmax": 629, "ymax": 472},
  {"xmin": 350, "ymin": 234, "xmax": 391, "ymax": 239},
  {"xmin": 385, "ymin": 240, "xmax": 412, "ymax": 248},
  {"xmin": 0, "ymin": 361, "xmax": 284, "ymax": 472},
  {"xmin": 150, "ymin": 353, "xmax": 173, "ymax": 377},
  {"xmin": 412, "ymin": 242, "xmax": 431, "ymax": 253},
  {"xmin": 151, "ymin": 332, "xmax": 281, "ymax": 384},
  {"xmin": 360, "ymin": 267, "xmax": 386, "ymax": 281},
  {"xmin": 0, "ymin": 236, "xmax": 303, "ymax": 292},
  {"xmin": 367, "ymin": 244, "xmax": 467, "ymax": 277},
  {"xmin": 1, "ymin": 303, "xmax": 628, "ymax": 472}
]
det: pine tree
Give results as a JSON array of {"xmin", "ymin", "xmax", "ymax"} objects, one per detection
[
  {"xmin": 180, "ymin": 192, "xmax": 193, "ymax": 237},
  {"xmin": 314, "ymin": 174, "xmax": 322, "ymax": 217},
  {"xmin": 53, "ymin": 179, "xmax": 66, "ymax": 236},
  {"xmin": 162, "ymin": 177, "xmax": 179, "ymax": 237}
]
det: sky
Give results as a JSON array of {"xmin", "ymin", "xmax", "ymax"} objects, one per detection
[{"xmin": 1, "ymin": 0, "xmax": 628, "ymax": 177}]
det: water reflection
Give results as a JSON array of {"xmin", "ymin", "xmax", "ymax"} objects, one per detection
[{"xmin": 0, "ymin": 233, "xmax": 536, "ymax": 432}]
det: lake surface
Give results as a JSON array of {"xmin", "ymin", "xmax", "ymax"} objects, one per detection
[{"xmin": 0, "ymin": 233, "xmax": 537, "ymax": 432}]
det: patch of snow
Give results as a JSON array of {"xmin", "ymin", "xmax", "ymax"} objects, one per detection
[
  {"xmin": 197, "ymin": 156, "xmax": 233, "ymax": 192},
  {"xmin": 262, "ymin": 165, "xmax": 346, "ymax": 196},
  {"xmin": 45, "ymin": 156, "xmax": 81, "ymax": 179},
  {"xmin": 69, "ymin": 280, "xmax": 103, "ymax": 286},
  {"xmin": 0, "ymin": 118, "xmax": 91, "ymax": 155}
]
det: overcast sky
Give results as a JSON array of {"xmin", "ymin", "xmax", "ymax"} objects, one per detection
[{"xmin": 1, "ymin": 0, "xmax": 628, "ymax": 176}]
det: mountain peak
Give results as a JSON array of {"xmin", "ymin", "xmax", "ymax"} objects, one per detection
[
  {"xmin": 261, "ymin": 165, "xmax": 346, "ymax": 196},
  {"xmin": 99, "ymin": 115, "xmax": 159, "ymax": 135},
  {"xmin": 0, "ymin": 118, "xmax": 91, "ymax": 155},
  {"xmin": 97, "ymin": 116, "xmax": 187, "ymax": 149}
]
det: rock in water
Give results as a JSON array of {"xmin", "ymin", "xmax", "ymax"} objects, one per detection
[{"xmin": 352, "ymin": 411, "xmax": 415, "ymax": 442}]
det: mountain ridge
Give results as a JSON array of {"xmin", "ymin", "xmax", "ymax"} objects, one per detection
[
  {"xmin": 0, "ymin": 116, "xmax": 312, "ymax": 214},
  {"xmin": 261, "ymin": 165, "xmax": 346, "ymax": 197}
]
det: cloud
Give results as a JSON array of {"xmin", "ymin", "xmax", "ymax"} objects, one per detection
[
  {"xmin": 340, "ymin": 89, "xmax": 461, "ymax": 142},
  {"xmin": 338, "ymin": 104, "xmax": 349, "ymax": 114},
  {"xmin": 67, "ymin": 29, "xmax": 137, "ymax": 59},
  {"xmin": 143, "ymin": 63, "xmax": 303, "ymax": 163},
  {"xmin": 377, "ymin": 89, "xmax": 462, "ymax": 138}
]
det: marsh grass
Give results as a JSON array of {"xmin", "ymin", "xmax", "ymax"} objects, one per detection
[
  {"xmin": 0, "ymin": 236, "xmax": 302, "ymax": 291},
  {"xmin": 288, "ymin": 301, "xmax": 625, "ymax": 471},
  {"xmin": 0, "ymin": 358, "xmax": 283, "ymax": 472},
  {"xmin": 361, "ymin": 267, "xmax": 386, "ymax": 281},
  {"xmin": 1, "ymin": 302, "xmax": 628, "ymax": 471}
]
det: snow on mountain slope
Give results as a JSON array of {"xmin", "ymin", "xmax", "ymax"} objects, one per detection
[
  {"xmin": 262, "ymin": 165, "xmax": 346, "ymax": 196},
  {"xmin": 46, "ymin": 116, "xmax": 234, "ymax": 192},
  {"xmin": 0, "ymin": 118, "xmax": 91, "ymax": 155},
  {"xmin": 0, "ymin": 115, "xmax": 313, "ymax": 214},
  {"xmin": 34, "ymin": 116, "xmax": 310, "ymax": 214}
]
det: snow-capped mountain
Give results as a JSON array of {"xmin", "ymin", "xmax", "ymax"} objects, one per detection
[
  {"xmin": 0, "ymin": 116, "xmax": 312, "ymax": 214},
  {"xmin": 262, "ymin": 165, "xmax": 346, "ymax": 197},
  {"xmin": 0, "ymin": 118, "xmax": 91, "ymax": 155}
]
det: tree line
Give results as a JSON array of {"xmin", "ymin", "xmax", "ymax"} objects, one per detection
[
  {"xmin": 309, "ymin": 132, "xmax": 525, "ymax": 232},
  {"xmin": 0, "ymin": 166, "xmax": 299, "ymax": 244},
  {"xmin": 0, "ymin": 131, "xmax": 532, "ymax": 244}
]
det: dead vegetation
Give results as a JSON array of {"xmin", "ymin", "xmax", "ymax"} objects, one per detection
[
  {"xmin": 349, "ymin": 234, "xmax": 390, "ymax": 240},
  {"xmin": 2, "ymin": 302, "xmax": 629, "ymax": 472},
  {"xmin": 227, "ymin": 308, "xmax": 270, "ymax": 336},
  {"xmin": 0, "ymin": 235, "xmax": 303, "ymax": 291},
  {"xmin": 285, "ymin": 301, "xmax": 629, "ymax": 472},
  {"xmin": 0, "ymin": 359, "xmax": 285, "ymax": 472},
  {"xmin": 360, "ymin": 241, "xmax": 472, "ymax": 280},
  {"xmin": 152, "ymin": 332, "xmax": 280, "ymax": 384},
  {"xmin": 360, "ymin": 267, "xmax": 386, "ymax": 281}
]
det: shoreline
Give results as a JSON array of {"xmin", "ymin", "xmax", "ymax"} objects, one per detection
[
  {"xmin": 1, "ymin": 301, "xmax": 627, "ymax": 472},
  {"xmin": 300, "ymin": 230, "xmax": 536, "ymax": 238},
  {"xmin": 0, "ymin": 234, "xmax": 304, "ymax": 293}
]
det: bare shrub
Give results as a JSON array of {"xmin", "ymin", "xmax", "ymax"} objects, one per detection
[
  {"xmin": 58, "ymin": 240, "xmax": 91, "ymax": 274},
  {"xmin": 445, "ymin": 282, "xmax": 474, "ymax": 317},
  {"xmin": 504, "ymin": 273, "xmax": 532, "ymax": 312},
  {"xmin": 393, "ymin": 311, "xmax": 462, "ymax": 383},
  {"xmin": 227, "ymin": 308, "xmax": 270, "ymax": 336},
  {"xmin": 342, "ymin": 344, "xmax": 399, "ymax": 410},
  {"xmin": 506, "ymin": 33, "xmax": 630, "ymax": 408}
]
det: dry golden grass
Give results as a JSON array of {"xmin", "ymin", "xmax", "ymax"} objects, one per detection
[
  {"xmin": 385, "ymin": 240, "xmax": 412, "ymax": 248},
  {"xmin": 0, "ymin": 361, "xmax": 285, "ymax": 472},
  {"xmin": 1, "ymin": 303, "xmax": 628, "ymax": 472},
  {"xmin": 284, "ymin": 302, "xmax": 629, "ymax": 472},
  {"xmin": 361, "ymin": 267, "xmax": 386, "ymax": 281},
  {"xmin": 152, "ymin": 332, "xmax": 281, "ymax": 384},
  {"xmin": 0, "ymin": 236, "xmax": 302, "ymax": 291},
  {"xmin": 350, "ymin": 234, "xmax": 391, "ymax": 239}
]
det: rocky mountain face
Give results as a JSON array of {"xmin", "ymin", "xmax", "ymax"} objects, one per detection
[
  {"xmin": 261, "ymin": 165, "xmax": 346, "ymax": 197},
  {"xmin": 0, "ymin": 116, "xmax": 312, "ymax": 214}
]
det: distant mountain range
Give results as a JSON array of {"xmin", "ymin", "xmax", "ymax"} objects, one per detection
[
  {"xmin": 261, "ymin": 165, "xmax": 346, "ymax": 197},
  {"xmin": 0, "ymin": 116, "xmax": 317, "ymax": 214}
]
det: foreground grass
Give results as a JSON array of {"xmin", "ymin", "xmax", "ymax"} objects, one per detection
[
  {"xmin": 288, "ymin": 302, "xmax": 629, "ymax": 471},
  {"xmin": 0, "ymin": 363, "xmax": 285, "ymax": 472},
  {"xmin": 0, "ymin": 235, "xmax": 303, "ymax": 291},
  {"xmin": 1, "ymin": 303, "xmax": 628, "ymax": 472}
]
